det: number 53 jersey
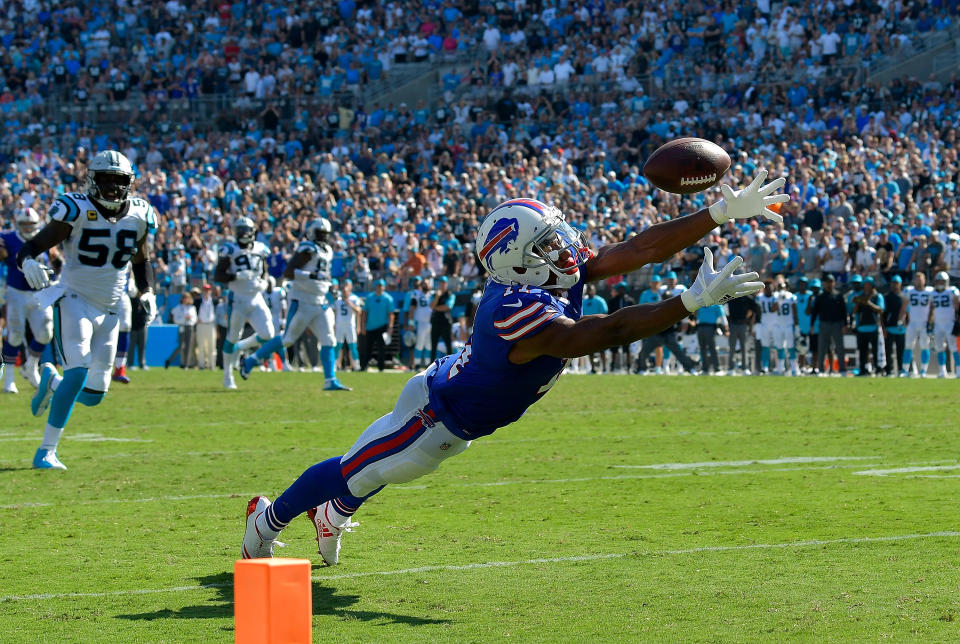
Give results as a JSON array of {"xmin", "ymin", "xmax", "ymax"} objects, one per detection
[
  {"xmin": 48, "ymin": 192, "xmax": 157, "ymax": 312},
  {"xmin": 429, "ymin": 278, "xmax": 584, "ymax": 439}
]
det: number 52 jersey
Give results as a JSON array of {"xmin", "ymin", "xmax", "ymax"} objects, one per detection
[{"xmin": 48, "ymin": 192, "xmax": 157, "ymax": 312}]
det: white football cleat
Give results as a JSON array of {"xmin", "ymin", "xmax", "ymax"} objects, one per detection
[
  {"xmin": 3, "ymin": 381, "xmax": 18, "ymax": 394},
  {"xmin": 306, "ymin": 501, "xmax": 359, "ymax": 566},
  {"xmin": 32, "ymin": 448, "xmax": 67, "ymax": 470},
  {"xmin": 241, "ymin": 496, "xmax": 282, "ymax": 559},
  {"xmin": 223, "ymin": 371, "xmax": 237, "ymax": 390}
]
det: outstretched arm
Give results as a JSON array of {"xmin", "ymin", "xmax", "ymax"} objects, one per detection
[
  {"xmin": 282, "ymin": 250, "xmax": 313, "ymax": 280},
  {"xmin": 512, "ymin": 250, "xmax": 761, "ymax": 363},
  {"xmin": 15, "ymin": 220, "xmax": 72, "ymax": 265},
  {"xmin": 583, "ymin": 171, "xmax": 787, "ymax": 283}
]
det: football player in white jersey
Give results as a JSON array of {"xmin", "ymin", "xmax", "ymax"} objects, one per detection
[
  {"xmin": 334, "ymin": 279, "xmax": 362, "ymax": 370},
  {"xmin": 930, "ymin": 271, "xmax": 960, "ymax": 378},
  {"xmin": 408, "ymin": 278, "xmax": 435, "ymax": 369},
  {"xmin": 755, "ymin": 280, "xmax": 778, "ymax": 373},
  {"xmin": 241, "ymin": 218, "xmax": 350, "ymax": 390},
  {"xmin": 111, "ymin": 267, "xmax": 133, "ymax": 384},
  {"xmin": 16, "ymin": 150, "xmax": 158, "ymax": 470},
  {"xmin": 771, "ymin": 276, "xmax": 800, "ymax": 375},
  {"xmin": 0, "ymin": 207, "xmax": 57, "ymax": 392},
  {"xmin": 902, "ymin": 272, "xmax": 934, "ymax": 376},
  {"xmin": 214, "ymin": 216, "xmax": 273, "ymax": 389}
]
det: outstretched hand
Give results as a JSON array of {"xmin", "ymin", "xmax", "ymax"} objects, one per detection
[
  {"xmin": 708, "ymin": 169, "xmax": 789, "ymax": 224},
  {"xmin": 680, "ymin": 248, "xmax": 764, "ymax": 312}
]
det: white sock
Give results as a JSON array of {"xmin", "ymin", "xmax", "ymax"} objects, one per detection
[
  {"xmin": 236, "ymin": 335, "xmax": 260, "ymax": 351},
  {"xmin": 3, "ymin": 363, "xmax": 14, "ymax": 386},
  {"xmin": 41, "ymin": 424, "xmax": 64, "ymax": 451},
  {"xmin": 326, "ymin": 504, "xmax": 352, "ymax": 529},
  {"xmin": 255, "ymin": 509, "xmax": 281, "ymax": 539},
  {"xmin": 26, "ymin": 353, "xmax": 39, "ymax": 374},
  {"xmin": 51, "ymin": 372, "xmax": 62, "ymax": 390}
]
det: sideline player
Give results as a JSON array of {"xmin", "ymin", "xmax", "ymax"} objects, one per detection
[
  {"xmin": 930, "ymin": 271, "xmax": 960, "ymax": 378},
  {"xmin": 241, "ymin": 171, "xmax": 787, "ymax": 564},
  {"xmin": 408, "ymin": 278, "xmax": 434, "ymax": 370},
  {"xmin": 903, "ymin": 272, "xmax": 934, "ymax": 377},
  {"xmin": 771, "ymin": 276, "xmax": 799, "ymax": 376},
  {"xmin": 16, "ymin": 151, "xmax": 158, "ymax": 470},
  {"xmin": 214, "ymin": 216, "xmax": 272, "ymax": 389},
  {"xmin": 334, "ymin": 279, "xmax": 362, "ymax": 371},
  {"xmin": 240, "ymin": 218, "xmax": 350, "ymax": 390},
  {"xmin": 755, "ymin": 280, "xmax": 777, "ymax": 374},
  {"xmin": 1, "ymin": 207, "xmax": 56, "ymax": 392}
]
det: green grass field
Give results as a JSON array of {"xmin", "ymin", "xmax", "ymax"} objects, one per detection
[{"xmin": 1, "ymin": 371, "xmax": 959, "ymax": 642}]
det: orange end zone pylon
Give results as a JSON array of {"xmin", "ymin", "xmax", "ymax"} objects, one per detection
[{"xmin": 234, "ymin": 558, "xmax": 312, "ymax": 644}]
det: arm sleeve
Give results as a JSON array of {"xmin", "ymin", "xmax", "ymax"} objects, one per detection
[
  {"xmin": 48, "ymin": 196, "xmax": 82, "ymax": 229},
  {"xmin": 132, "ymin": 259, "xmax": 155, "ymax": 292}
]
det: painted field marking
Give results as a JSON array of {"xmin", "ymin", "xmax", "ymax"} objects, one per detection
[
  {"xmin": 613, "ymin": 456, "xmax": 872, "ymax": 470},
  {"xmin": 854, "ymin": 464, "xmax": 960, "ymax": 477},
  {"xmin": 0, "ymin": 492, "xmax": 259, "ymax": 511},
  {"xmin": 0, "ymin": 433, "xmax": 153, "ymax": 444},
  {"xmin": 2, "ymin": 531, "xmax": 957, "ymax": 602}
]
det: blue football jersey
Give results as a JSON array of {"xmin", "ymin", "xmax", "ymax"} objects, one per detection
[
  {"xmin": 429, "ymin": 278, "xmax": 585, "ymax": 439},
  {"xmin": 795, "ymin": 291, "xmax": 812, "ymax": 334},
  {"xmin": 1, "ymin": 230, "xmax": 36, "ymax": 291}
]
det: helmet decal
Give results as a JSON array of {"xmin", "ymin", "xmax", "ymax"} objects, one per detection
[{"xmin": 479, "ymin": 217, "xmax": 519, "ymax": 271}]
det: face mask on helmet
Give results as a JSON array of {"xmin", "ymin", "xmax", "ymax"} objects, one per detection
[
  {"xmin": 16, "ymin": 211, "xmax": 41, "ymax": 239},
  {"xmin": 91, "ymin": 171, "xmax": 133, "ymax": 210},
  {"xmin": 235, "ymin": 224, "xmax": 255, "ymax": 247},
  {"xmin": 528, "ymin": 219, "xmax": 590, "ymax": 289}
]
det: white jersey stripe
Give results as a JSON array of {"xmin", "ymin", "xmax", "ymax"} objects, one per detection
[
  {"xmin": 494, "ymin": 302, "xmax": 544, "ymax": 328},
  {"xmin": 498, "ymin": 309, "xmax": 558, "ymax": 341}
]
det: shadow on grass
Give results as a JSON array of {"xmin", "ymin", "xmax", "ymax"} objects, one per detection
[
  {"xmin": 0, "ymin": 466, "xmax": 33, "ymax": 473},
  {"xmin": 116, "ymin": 572, "xmax": 450, "ymax": 627}
]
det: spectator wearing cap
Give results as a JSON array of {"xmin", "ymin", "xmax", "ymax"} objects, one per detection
[
  {"xmin": 845, "ymin": 274, "xmax": 864, "ymax": 316},
  {"xmin": 883, "ymin": 276, "xmax": 907, "ymax": 376},
  {"xmin": 725, "ymin": 289, "xmax": 757, "ymax": 375},
  {"xmin": 581, "ymin": 283, "xmax": 609, "ymax": 373},
  {"xmin": 852, "ymin": 277, "xmax": 885, "ymax": 376},
  {"xmin": 696, "ymin": 301, "xmax": 727, "ymax": 375},
  {"xmin": 430, "ymin": 276, "xmax": 455, "ymax": 364},
  {"xmin": 797, "ymin": 232, "xmax": 821, "ymax": 279},
  {"xmin": 802, "ymin": 198, "xmax": 825, "ymax": 232},
  {"xmin": 944, "ymin": 233, "xmax": 960, "ymax": 287},
  {"xmin": 747, "ymin": 232, "xmax": 770, "ymax": 275},
  {"xmin": 875, "ymin": 230, "xmax": 896, "ymax": 281},
  {"xmin": 361, "ymin": 279, "xmax": 395, "ymax": 372},
  {"xmin": 810, "ymin": 274, "xmax": 848, "ymax": 375},
  {"xmin": 608, "ymin": 282, "xmax": 635, "ymax": 373},
  {"xmin": 821, "ymin": 232, "xmax": 848, "ymax": 281}
]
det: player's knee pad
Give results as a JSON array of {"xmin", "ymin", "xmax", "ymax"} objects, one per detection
[
  {"xmin": 5, "ymin": 330, "xmax": 24, "ymax": 348},
  {"xmin": 77, "ymin": 388, "xmax": 106, "ymax": 407}
]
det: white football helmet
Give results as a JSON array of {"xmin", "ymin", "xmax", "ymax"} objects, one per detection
[
  {"xmin": 86, "ymin": 150, "xmax": 135, "ymax": 211},
  {"xmin": 234, "ymin": 216, "xmax": 256, "ymax": 248},
  {"xmin": 476, "ymin": 198, "xmax": 589, "ymax": 290},
  {"xmin": 16, "ymin": 207, "xmax": 42, "ymax": 240},
  {"xmin": 305, "ymin": 217, "xmax": 332, "ymax": 243},
  {"xmin": 934, "ymin": 271, "xmax": 949, "ymax": 291}
]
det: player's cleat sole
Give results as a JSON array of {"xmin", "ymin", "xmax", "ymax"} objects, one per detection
[
  {"xmin": 32, "ymin": 363, "xmax": 57, "ymax": 417},
  {"xmin": 241, "ymin": 496, "xmax": 283, "ymax": 559},
  {"xmin": 306, "ymin": 502, "xmax": 358, "ymax": 566},
  {"xmin": 239, "ymin": 357, "xmax": 255, "ymax": 380},
  {"xmin": 32, "ymin": 448, "xmax": 66, "ymax": 470},
  {"xmin": 322, "ymin": 380, "xmax": 352, "ymax": 391}
]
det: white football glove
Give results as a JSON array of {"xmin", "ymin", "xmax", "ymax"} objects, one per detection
[
  {"xmin": 681, "ymin": 248, "xmax": 763, "ymax": 313},
  {"xmin": 140, "ymin": 291, "xmax": 157, "ymax": 325},
  {"xmin": 21, "ymin": 258, "xmax": 52, "ymax": 290},
  {"xmin": 708, "ymin": 169, "xmax": 789, "ymax": 224}
]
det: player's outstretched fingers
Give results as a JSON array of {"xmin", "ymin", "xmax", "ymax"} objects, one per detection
[
  {"xmin": 758, "ymin": 176, "xmax": 786, "ymax": 196},
  {"xmin": 748, "ymin": 169, "xmax": 768, "ymax": 192},
  {"xmin": 716, "ymin": 255, "xmax": 744, "ymax": 283}
]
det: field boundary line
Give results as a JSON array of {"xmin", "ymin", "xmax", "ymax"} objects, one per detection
[{"xmin": 2, "ymin": 531, "xmax": 957, "ymax": 602}]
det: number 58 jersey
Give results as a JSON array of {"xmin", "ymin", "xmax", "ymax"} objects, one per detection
[{"xmin": 48, "ymin": 192, "xmax": 157, "ymax": 312}]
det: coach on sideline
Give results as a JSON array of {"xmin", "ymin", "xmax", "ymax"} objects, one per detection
[{"xmin": 810, "ymin": 274, "xmax": 848, "ymax": 375}]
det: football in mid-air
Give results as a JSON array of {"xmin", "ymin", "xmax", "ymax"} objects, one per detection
[{"xmin": 643, "ymin": 138, "xmax": 731, "ymax": 194}]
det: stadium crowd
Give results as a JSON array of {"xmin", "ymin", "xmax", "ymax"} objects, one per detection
[{"xmin": 1, "ymin": 1, "xmax": 960, "ymax": 377}]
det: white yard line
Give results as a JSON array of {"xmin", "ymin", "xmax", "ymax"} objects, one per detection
[
  {"xmin": 854, "ymin": 464, "xmax": 960, "ymax": 476},
  {"xmin": 2, "ymin": 531, "xmax": 957, "ymax": 602},
  {"xmin": 613, "ymin": 456, "xmax": 872, "ymax": 470},
  {"xmin": 0, "ymin": 433, "xmax": 152, "ymax": 444}
]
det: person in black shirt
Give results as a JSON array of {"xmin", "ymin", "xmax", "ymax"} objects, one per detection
[
  {"xmin": 607, "ymin": 281, "xmax": 635, "ymax": 372},
  {"xmin": 810, "ymin": 274, "xmax": 848, "ymax": 374},
  {"xmin": 852, "ymin": 277, "xmax": 884, "ymax": 375},
  {"xmin": 726, "ymin": 293, "xmax": 756, "ymax": 373},
  {"xmin": 883, "ymin": 275, "xmax": 907, "ymax": 375}
]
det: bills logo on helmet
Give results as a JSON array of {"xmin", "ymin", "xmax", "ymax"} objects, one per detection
[{"xmin": 479, "ymin": 218, "xmax": 519, "ymax": 271}]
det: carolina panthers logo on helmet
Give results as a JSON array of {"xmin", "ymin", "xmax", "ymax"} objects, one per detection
[{"xmin": 479, "ymin": 217, "xmax": 519, "ymax": 271}]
